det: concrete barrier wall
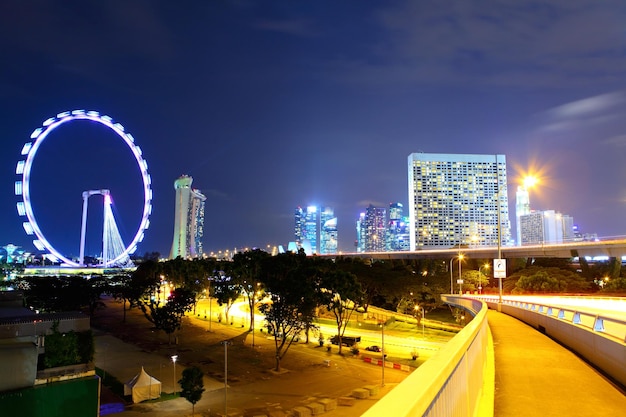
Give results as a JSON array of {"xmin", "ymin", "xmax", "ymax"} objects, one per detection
[
  {"xmin": 481, "ymin": 297, "xmax": 626, "ymax": 389},
  {"xmin": 361, "ymin": 296, "xmax": 493, "ymax": 417}
]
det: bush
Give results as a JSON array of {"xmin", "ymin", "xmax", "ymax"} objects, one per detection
[{"xmin": 44, "ymin": 322, "xmax": 80, "ymax": 368}]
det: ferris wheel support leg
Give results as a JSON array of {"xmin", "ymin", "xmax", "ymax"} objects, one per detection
[
  {"xmin": 102, "ymin": 196, "xmax": 108, "ymax": 267},
  {"xmin": 79, "ymin": 191, "xmax": 89, "ymax": 266}
]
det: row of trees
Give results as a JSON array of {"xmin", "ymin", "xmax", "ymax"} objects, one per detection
[{"xmin": 13, "ymin": 251, "xmax": 626, "ymax": 371}]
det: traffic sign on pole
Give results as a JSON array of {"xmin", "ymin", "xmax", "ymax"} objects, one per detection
[{"xmin": 494, "ymin": 259, "xmax": 506, "ymax": 278}]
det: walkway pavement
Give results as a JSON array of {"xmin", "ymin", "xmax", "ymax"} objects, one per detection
[
  {"xmin": 93, "ymin": 321, "xmax": 408, "ymax": 416},
  {"xmin": 488, "ymin": 309, "xmax": 626, "ymax": 417}
]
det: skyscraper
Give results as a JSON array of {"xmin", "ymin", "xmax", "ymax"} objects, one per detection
[
  {"xmin": 169, "ymin": 175, "xmax": 206, "ymax": 259},
  {"xmin": 294, "ymin": 205, "xmax": 337, "ymax": 254},
  {"xmin": 387, "ymin": 202, "xmax": 410, "ymax": 251},
  {"xmin": 320, "ymin": 207, "xmax": 338, "ymax": 254},
  {"xmin": 407, "ymin": 153, "xmax": 511, "ymax": 250},
  {"xmin": 519, "ymin": 210, "xmax": 575, "ymax": 245},
  {"xmin": 356, "ymin": 204, "xmax": 387, "ymax": 252},
  {"xmin": 295, "ymin": 206, "xmax": 318, "ymax": 254}
]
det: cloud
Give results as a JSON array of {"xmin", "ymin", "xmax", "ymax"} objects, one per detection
[
  {"xmin": 0, "ymin": 1, "xmax": 174, "ymax": 82},
  {"xmin": 534, "ymin": 90, "xmax": 626, "ymax": 133},
  {"xmin": 602, "ymin": 134, "xmax": 626, "ymax": 147},
  {"xmin": 328, "ymin": 0, "xmax": 626, "ymax": 88},
  {"xmin": 545, "ymin": 92, "xmax": 626, "ymax": 120},
  {"xmin": 254, "ymin": 18, "xmax": 319, "ymax": 37}
]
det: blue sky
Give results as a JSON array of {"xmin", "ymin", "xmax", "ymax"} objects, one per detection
[{"xmin": 2, "ymin": 0, "xmax": 626, "ymax": 257}]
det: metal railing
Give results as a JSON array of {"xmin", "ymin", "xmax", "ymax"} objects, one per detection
[{"xmin": 361, "ymin": 296, "xmax": 493, "ymax": 417}]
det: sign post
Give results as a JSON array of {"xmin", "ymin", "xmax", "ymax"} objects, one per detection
[{"xmin": 494, "ymin": 259, "xmax": 506, "ymax": 310}]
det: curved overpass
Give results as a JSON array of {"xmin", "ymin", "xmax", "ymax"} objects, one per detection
[{"xmin": 362, "ymin": 295, "xmax": 626, "ymax": 417}]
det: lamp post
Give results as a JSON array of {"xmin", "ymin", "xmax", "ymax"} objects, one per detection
[
  {"xmin": 458, "ymin": 254, "xmax": 464, "ymax": 294},
  {"xmin": 171, "ymin": 355, "xmax": 178, "ymax": 395},
  {"xmin": 221, "ymin": 340, "xmax": 231, "ymax": 416},
  {"xmin": 380, "ymin": 321, "xmax": 385, "ymax": 387},
  {"xmin": 208, "ymin": 277, "xmax": 213, "ymax": 332},
  {"xmin": 449, "ymin": 258, "xmax": 454, "ymax": 294},
  {"xmin": 450, "ymin": 254, "xmax": 464, "ymax": 294},
  {"xmin": 479, "ymin": 263, "xmax": 490, "ymax": 294},
  {"xmin": 414, "ymin": 305, "xmax": 425, "ymax": 337}
]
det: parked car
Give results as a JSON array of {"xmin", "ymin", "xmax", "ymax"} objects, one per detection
[
  {"xmin": 330, "ymin": 335, "xmax": 361, "ymax": 347},
  {"xmin": 365, "ymin": 345, "xmax": 382, "ymax": 352}
]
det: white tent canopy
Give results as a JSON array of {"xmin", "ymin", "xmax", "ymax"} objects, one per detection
[{"xmin": 124, "ymin": 367, "xmax": 161, "ymax": 403}]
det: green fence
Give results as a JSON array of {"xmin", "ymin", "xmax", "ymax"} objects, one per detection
[{"xmin": 0, "ymin": 376, "xmax": 100, "ymax": 417}]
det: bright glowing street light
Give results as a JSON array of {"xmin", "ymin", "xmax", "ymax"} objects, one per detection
[
  {"xmin": 171, "ymin": 355, "xmax": 178, "ymax": 395},
  {"xmin": 523, "ymin": 175, "xmax": 538, "ymax": 189}
]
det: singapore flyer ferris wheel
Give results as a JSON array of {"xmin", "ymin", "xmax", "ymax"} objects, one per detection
[{"xmin": 15, "ymin": 109, "xmax": 152, "ymax": 268}]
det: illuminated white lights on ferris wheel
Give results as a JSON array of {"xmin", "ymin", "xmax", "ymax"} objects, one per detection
[{"xmin": 15, "ymin": 110, "xmax": 153, "ymax": 267}]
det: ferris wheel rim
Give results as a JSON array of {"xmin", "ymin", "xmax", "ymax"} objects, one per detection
[{"xmin": 15, "ymin": 109, "xmax": 152, "ymax": 267}]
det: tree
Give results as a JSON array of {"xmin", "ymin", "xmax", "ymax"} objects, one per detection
[
  {"xmin": 515, "ymin": 270, "xmax": 563, "ymax": 293},
  {"xmin": 147, "ymin": 303, "xmax": 182, "ymax": 345},
  {"xmin": 460, "ymin": 270, "xmax": 488, "ymax": 293},
  {"xmin": 108, "ymin": 274, "xmax": 134, "ymax": 322},
  {"xmin": 258, "ymin": 251, "xmax": 320, "ymax": 371},
  {"xmin": 335, "ymin": 257, "xmax": 386, "ymax": 312},
  {"xmin": 213, "ymin": 270, "xmax": 241, "ymax": 324},
  {"xmin": 128, "ymin": 260, "xmax": 162, "ymax": 308},
  {"xmin": 319, "ymin": 269, "xmax": 364, "ymax": 355},
  {"xmin": 231, "ymin": 249, "xmax": 270, "ymax": 330},
  {"xmin": 179, "ymin": 366, "xmax": 205, "ymax": 415}
]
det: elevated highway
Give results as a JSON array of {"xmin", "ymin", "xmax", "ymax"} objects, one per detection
[{"xmin": 327, "ymin": 238, "xmax": 626, "ymax": 260}]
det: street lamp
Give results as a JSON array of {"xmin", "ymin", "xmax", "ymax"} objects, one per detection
[
  {"xmin": 171, "ymin": 355, "xmax": 178, "ymax": 395},
  {"xmin": 380, "ymin": 321, "xmax": 385, "ymax": 387},
  {"xmin": 458, "ymin": 254, "xmax": 464, "ymax": 295},
  {"xmin": 414, "ymin": 305, "xmax": 425, "ymax": 337},
  {"xmin": 251, "ymin": 288, "xmax": 260, "ymax": 347},
  {"xmin": 221, "ymin": 340, "xmax": 232, "ymax": 416},
  {"xmin": 449, "ymin": 258, "xmax": 454, "ymax": 294},
  {"xmin": 450, "ymin": 254, "xmax": 464, "ymax": 294},
  {"xmin": 479, "ymin": 263, "xmax": 490, "ymax": 294}
]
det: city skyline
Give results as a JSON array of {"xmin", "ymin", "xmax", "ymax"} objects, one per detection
[{"xmin": 3, "ymin": 1, "xmax": 626, "ymax": 257}]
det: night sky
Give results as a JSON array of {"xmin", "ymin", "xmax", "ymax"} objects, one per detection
[{"xmin": 2, "ymin": 1, "xmax": 626, "ymax": 258}]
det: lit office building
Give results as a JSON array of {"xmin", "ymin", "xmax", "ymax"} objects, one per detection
[
  {"xmin": 356, "ymin": 212, "xmax": 366, "ymax": 253},
  {"xmin": 169, "ymin": 175, "xmax": 207, "ymax": 259},
  {"xmin": 295, "ymin": 206, "xmax": 318, "ymax": 254},
  {"xmin": 519, "ymin": 210, "xmax": 575, "ymax": 245},
  {"xmin": 294, "ymin": 206, "xmax": 337, "ymax": 254},
  {"xmin": 387, "ymin": 203, "xmax": 410, "ymax": 251},
  {"xmin": 407, "ymin": 153, "xmax": 512, "ymax": 250},
  {"xmin": 320, "ymin": 207, "xmax": 338, "ymax": 254},
  {"xmin": 356, "ymin": 204, "xmax": 387, "ymax": 252}
]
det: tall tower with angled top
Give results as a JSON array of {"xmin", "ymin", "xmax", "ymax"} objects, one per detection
[{"xmin": 170, "ymin": 175, "xmax": 206, "ymax": 259}]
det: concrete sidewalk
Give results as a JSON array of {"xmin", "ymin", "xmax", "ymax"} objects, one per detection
[
  {"xmin": 488, "ymin": 310, "xmax": 626, "ymax": 417},
  {"xmin": 94, "ymin": 331, "xmax": 225, "ymax": 416}
]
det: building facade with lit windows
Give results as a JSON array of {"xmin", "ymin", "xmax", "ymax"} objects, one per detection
[
  {"xmin": 169, "ymin": 175, "xmax": 207, "ymax": 259},
  {"xmin": 407, "ymin": 153, "xmax": 512, "ymax": 250},
  {"xmin": 519, "ymin": 210, "xmax": 575, "ymax": 245},
  {"xmin": 294, "ymin": 206, "xmax": 337, "ymax": 255},
  {"xmin": 387, "ymin": 203, "xmax": 410, "ymax": 251},
  {"xmin": 319, "ymin": 207, "xmax": 338, "ymax": 254},
  {"xmin": 356, "ymin": 204, "xmax": 387, "ymax": 252}
]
